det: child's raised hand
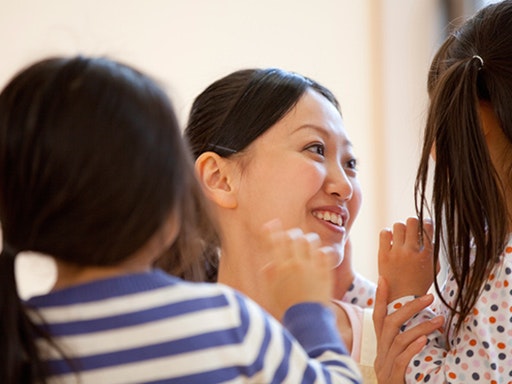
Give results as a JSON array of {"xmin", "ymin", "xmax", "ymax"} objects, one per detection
[
  {"xmin": 378, "ymin": 217, "xmax": 435, "ymax": 303},
  {"xmin": 258, "ymin": 219, "xmax": 336, "ymax": 321}
]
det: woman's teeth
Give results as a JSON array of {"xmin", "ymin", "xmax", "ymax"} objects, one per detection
[{"xmin": 313, "ymin": 211, "xmax": 343, "ymax": 226}]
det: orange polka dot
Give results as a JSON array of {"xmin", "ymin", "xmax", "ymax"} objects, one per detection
[
  {"xmin": 489, "ymin": 273, "xmax": 495, "ymax": 280},
  {"xmin": 506, "ymin": 246, "xmax": 512, "ymax": 253},
  {"xmin": 448, "ymin": 372, "xmax": 457, "ymax": 379},
  {"xmin": 505, "ymin": 280, "xmax": 509, "ymax": 287},
  {"xmin": 469, "ymin": 339, "xmax": 477, "ymax": 346},
  {"xmin": 490, "ymin": 317, "xmax": 497, "ymax": 324},
  {"xmin": 367, "ymin": 298, "xmax": 374, "ymax": 306},
  {"xmin": 416, "ymin": 374, "xmax": 424, "ymax": 381},
  {"xmin": 491, "ymin": 381, "xmax": 497, "ymax": 384},
  {"xmin": 473, "ymin": 308, "xmax": 479, "ymax": 315},
  {"xmin": 498, "ymin": 342, "xmax": 506, "ymax": 349},
  {"xmin": 425, "ymin": 356, "xmax": 433, "ymax": 362},
  {"xmin": 393, "ymin": 302, "xmax": 403, "ymax": 309}
]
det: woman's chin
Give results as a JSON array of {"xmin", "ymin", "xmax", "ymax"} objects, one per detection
[{"xmin": 330, "ymin": 248, "xmax": 344, "ymax": 269}]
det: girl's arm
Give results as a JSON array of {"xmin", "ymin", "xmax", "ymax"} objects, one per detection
[
  {"xmin": 231, "ymin": 289, "xmax": 363, "ymax": 383},
  {"xmin": 385, "ymin": 253, "xmax": 512, "ymax": 383},
  {"xmin": 377, "ymin": 217, "xmax": 512, "ymax": 383}
]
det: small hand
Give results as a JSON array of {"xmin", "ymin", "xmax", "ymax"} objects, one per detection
[
  {"xmin": 259, "ymin": 219, "xmax": 336, "ymax": 321},
  {"xmin": 378, "ymin": 217, "xmax": 435, "ymax": 302},
  {"xmin": 373, "ymin": 277, "xmax": 444, "ymax": 384}
]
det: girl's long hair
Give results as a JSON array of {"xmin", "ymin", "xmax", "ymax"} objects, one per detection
[{"xmin": 415, "ymin": 0, "xmax": 512, "ymax": 337}]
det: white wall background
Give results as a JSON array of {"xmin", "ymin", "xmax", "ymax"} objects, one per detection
[{"xmin": 0, "ymin": 0, "xmax": 447, "ymax": 298}]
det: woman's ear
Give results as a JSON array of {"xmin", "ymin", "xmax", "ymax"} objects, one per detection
[{"xmin": 195, "ymin": 152, "xmax": 238, "ymax": 209}]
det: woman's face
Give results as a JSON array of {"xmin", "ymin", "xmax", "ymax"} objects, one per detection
[{"xmin": 233, "ymin": 88, "xmax": 362, "ymax": 265}]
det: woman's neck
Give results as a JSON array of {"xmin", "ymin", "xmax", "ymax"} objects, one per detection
[{"xmin": 217, "ymin": 244, "xmax": 274, "ymax": 312}]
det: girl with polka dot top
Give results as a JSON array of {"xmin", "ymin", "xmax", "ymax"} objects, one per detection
[{"xmin": 374, "ymin": 1, "xmax": 512, "ymax": 383}]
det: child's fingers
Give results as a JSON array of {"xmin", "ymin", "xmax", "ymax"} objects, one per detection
[
  {"xmin": 315, "ymin": 245, "xmax": 338, "ymax": 269},
  {"xmin": 375, "ymin": 293, "xmax": 435, "ymax": 359},
  {"xmin": 377, "ymin": 335, "xmax": 428, "ymax": 384},
  {"xmin": 405, "ymin": 217, "xmax": 420, "ymax": 248},
  {"xmin": 261, "ymin": 222, "xmax": 324, "ymax": 263},
  {"xmin": 392, "ymin": 222, "xmax": 406, "ymax": 245},
  {"xmin": 261, "ymin": 218, "xmax": 283, "ymax": 249},
  {"xmin": 298, "ymin": 232, "xmax": 321, "ymax": 260},
  {"xmin": 379, "ymin": 229, "xmax": 393, "ymax": 256},
  {"xmin": 262, "ymin": 221, "xmax": 305, "ymax": 261},
  {"xmin": 282, "ymin": 228, "xmax": 304, "ymax": 259},
  {"xmin": 261, "ymin": 218, "xmax": 282, "ymax": 234}
]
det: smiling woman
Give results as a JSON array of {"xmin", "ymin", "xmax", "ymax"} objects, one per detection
[
  {"xmin": 184, "ymin": 67, "xmax": 377, "ymax": 379},
  {"xmin": 185, "ymin": 68, "xmax": 361, "ymax": 289},
  {"xmin": 217, "ymin": 87, "xmax": 359, "ymax": 267}
]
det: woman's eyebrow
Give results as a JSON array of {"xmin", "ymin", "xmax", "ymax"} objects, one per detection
[{"xmin": 291, "ymin": 124, "xmax": 352, "ymax": 147}]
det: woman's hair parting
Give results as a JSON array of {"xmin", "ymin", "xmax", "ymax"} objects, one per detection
[
  {"xmin": 0, "ymin": 56, "xmax": 212, "ymax": 382},
  {"xmin": 183, "ymin": 68, "xmax": 340, "ymax": 280},
  {"xmin": 415, "ymin": 0, "xmax": 512, "ymax": 337}
]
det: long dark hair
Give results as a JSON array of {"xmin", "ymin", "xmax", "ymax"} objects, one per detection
[
  {"xmin": 184, "ymin": 68, "xmax": 340, "ymax": 280},
  {"xmin": 0, "ymin": 56, "xmax": 211, "ymax": 382},
  {"xmin": 415, "ymin": 0, "xmax": 512, "ymax": 338}
]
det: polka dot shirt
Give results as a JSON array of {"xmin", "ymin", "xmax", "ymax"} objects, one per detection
[
  {"xmin": 388, "ymin": 237, "xmax": 512, "ymax": 383},
  {"xmin": 342, "ymin": 272, "xmax": 377, "ymax": 309}
]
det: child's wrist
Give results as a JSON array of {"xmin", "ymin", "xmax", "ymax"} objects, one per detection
[{"xmin": 389, "ymin": 288, "xmax": 427, "ymax": 303}]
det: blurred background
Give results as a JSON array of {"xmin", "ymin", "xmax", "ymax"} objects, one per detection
[{"xmin": 0, "ymin": 0, "xmax": 499, "ymax": 298}]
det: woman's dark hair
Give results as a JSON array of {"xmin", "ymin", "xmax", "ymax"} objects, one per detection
[
  {"xmin": 184, "ymin": 68, "xmax": 340, "ymax": 159},
  {"xmin": 0, "ymin": 56, "xmax": 212, "ymax": 382},
  {"xmin": 183, "ymin": 68, "xmax": 340, "ymax": 280},
  {"xmin": 415, "ymin": 0, "xmax": 512, "ymax": 338}
]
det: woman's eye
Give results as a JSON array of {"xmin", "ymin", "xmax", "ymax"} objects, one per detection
[
  {"xmin": 306, "ymin": 143, "xmax": 325, "ymax": 156},
  {"xmin": 345, "ymin": 158, "xmax": 358, "ymax": 170}
]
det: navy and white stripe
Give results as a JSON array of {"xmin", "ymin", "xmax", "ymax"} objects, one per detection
[{"xmin": 26, "ymin": 269, "xmax": 361, "ymax": 383}]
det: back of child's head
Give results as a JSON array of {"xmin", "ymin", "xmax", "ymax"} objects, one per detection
[
  {"xmin": 0, "ymin": 55, "xmax": 206, "ymax": 382},
  {"xmin": 0, "ymin": 55, "xmax": 193, "ymax": 264},
  {"xmin": 416, "ymin": 0, "xmax": 512, "ymax": 337}
]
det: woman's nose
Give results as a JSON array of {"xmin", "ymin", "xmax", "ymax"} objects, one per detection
[{"xmin": 325, "ymin": 164, "xmax": 353, "ymax": 201}]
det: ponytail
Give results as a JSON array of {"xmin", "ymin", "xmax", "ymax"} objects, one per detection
[
  {"xmin": 0, "ymin": 246, "xmax": 49, "ymax": 383},
  {"xmin": 416, "ymin": 51, "xmax": 507, "ymax": 338}
]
